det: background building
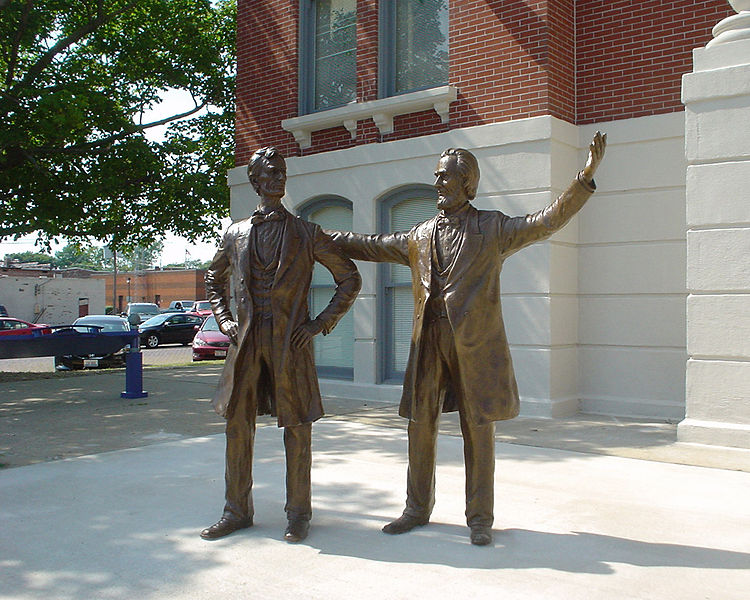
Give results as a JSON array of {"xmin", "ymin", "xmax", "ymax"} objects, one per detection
[
  {"xmin": 0, "ymin": 271, "xmax": 105, "ymax": 325},
  {"xmin": 231, "ymin": 1, "xmax": 750, "ymax": 448},
  {"xmin": 90, "ymin": 269, "xmax": 207, "ymax": 313}
]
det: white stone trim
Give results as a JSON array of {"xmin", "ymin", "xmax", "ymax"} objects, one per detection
[{"xmin": 281, "ymin": 85, "xmax": 458, "ymax": 149}]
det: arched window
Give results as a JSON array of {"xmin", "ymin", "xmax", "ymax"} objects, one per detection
[
  {"xmin": 300, "ymin": 197, "xmax": 355, "ymax": 379},
  {"xmin": 380, "ymin": 185, "xmax": 437, "ymax": 382}
]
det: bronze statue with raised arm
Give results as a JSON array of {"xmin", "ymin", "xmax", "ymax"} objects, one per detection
[
  {"xmin": 202, "ymin": 147, "xmax": 361, "ymax": 543},
  {"xmin": 328, "ymin": 132, "xmax": 607, "ymax": 546}
]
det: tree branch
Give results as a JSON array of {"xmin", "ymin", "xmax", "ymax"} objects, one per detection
[
  {"xmin": 6, "ymin": 0, "xmax": 139, "ymax": 104},
  {"xmin": 5, "ymin": 0, "xmax": 35, "ymax": 87},
  {"xmin": 33, "ymin": 101, "xmax": 207, "ymax": 156}
]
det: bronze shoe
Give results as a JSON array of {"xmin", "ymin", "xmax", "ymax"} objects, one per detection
[
  {"xmin": 200, "ymin": 516, "xmax": 253, "ymax": 540},
  {"xmin": 284, "ymin": 517, "xmax": 310, "ymax": 543},
  {"xmin": 382, "ymin": 513, "xmax": 429, "ymax": 535},
  {"xmin": 469, "ymin": 524, "xmax": 493, "ymax": 546}
]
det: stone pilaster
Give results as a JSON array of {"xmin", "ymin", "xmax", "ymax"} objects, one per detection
[{"xmin": 678, "ymin": 1, "xmax": 750, "ymax": 448}]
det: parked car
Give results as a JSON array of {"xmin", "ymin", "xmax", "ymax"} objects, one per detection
[
  {"xmin": 55, "ymin": 315, "xmax": 132, "ymax": 370},
  {"xmin": 192, "ymin": 300, "xmax": 213, "ymax": 318},
  {"xmin": 0, "ymin": 317, "xmax": 51, "ymax": 336},
  {"xmin": 166, "ymin": 300, "xmax": 195, "ymax": 312},
  {"xmin": 0, "ymin": 304, "xmax": 8, "ymax": 317},
  {"xmin": 124, "ymin": 302, "xmax": 160, "ymax": 326},
  {"xmin": 192, "ymin": 314, "xmax": 231, "ymax": 361},
  {"xmin": 138, "ymin": 312, "xmax": 203, "ymax": 348}
]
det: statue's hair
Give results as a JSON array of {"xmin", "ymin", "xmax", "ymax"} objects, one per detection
[
  {"xmin": 440, "ymin": 148, "xmax": 480, "ymax": 200},
  {"xmin": 247, "ymin": 147, "xmax": 282, "ymax": 189}
]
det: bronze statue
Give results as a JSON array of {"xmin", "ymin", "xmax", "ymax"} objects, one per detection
[
  {"xmin": 328, "ymin": 132, "xmax": 607, "ymax": 545},
  {"xmin": 202, "ymin": 147, "xmax": 361, "ymax": 542}
]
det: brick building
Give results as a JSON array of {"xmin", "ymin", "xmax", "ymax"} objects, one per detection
[
  {"xmin": 230, "ymin": 1, "xmax": 750, "ymax": 449},
  {"xmin": 91, "ymin": 269, "xmax": 207, "ymax": 313}
]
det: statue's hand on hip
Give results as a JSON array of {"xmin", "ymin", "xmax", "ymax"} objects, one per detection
[
  {"xmin": 291, "ymin": 319, "xmax": 324, "ymax": 349},
  {"xmin": 220, "ymin": 319, "xmax": 239, "ymax": 345}
]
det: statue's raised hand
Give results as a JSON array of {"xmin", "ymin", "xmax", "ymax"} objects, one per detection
[{"xmin": 581, "ymin": 131, "xmax": 607, "ymax": 184}]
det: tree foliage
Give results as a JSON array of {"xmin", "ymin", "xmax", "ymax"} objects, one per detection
[
  {"xmin": 0, "ymin": 0, "xmax": 235, "ymax": 251},
  {"xmin": 3, "ymin": 240, "xmax": 163, "ymax": 270}
]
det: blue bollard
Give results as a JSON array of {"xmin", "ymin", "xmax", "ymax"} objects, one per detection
[{"xmin": 121, "ymin": 333, "xmax": 148, "ymax": 399}]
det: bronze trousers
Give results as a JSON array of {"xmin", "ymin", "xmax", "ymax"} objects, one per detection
[
  {"xmin": 222, "ymin": 317, "xmax": 312, "ymax": 523},
  {"xmin": 404, "ymin": 316, "xmax": 495, "ymax": 528}
]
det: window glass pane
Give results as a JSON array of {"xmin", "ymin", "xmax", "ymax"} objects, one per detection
[
  {"xmin": 310, "ymin": 205, "xmax": 353, "ymax": 285},
  {"xmin": 307, "ymin": 202, "xmax": 354, "ymax": 374},
  {"xmin": 311, "ymin": 287, "xmax": 353, "ymax": 369},
  {"xmin": 385, "ymin": 190, "xmax": 436, "ymax": 378},
  {"xmin": 315, "ymin": 0, "xmax": 357, "ymax": 111},
  {"xmin": 389, "ymin": 194, "xmax": 435, "ymax": 285},
  {"xmin": 394, "ymin": 0, "xmax": 449, "ymax": 94},
  {"xmin": 391, "ymin": 286, "xmax": 413, "ymax": 372}
]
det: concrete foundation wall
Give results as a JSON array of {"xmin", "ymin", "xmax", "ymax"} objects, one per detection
[{"xmin": 577, "ymin": 112, "xmax": 688, "ymax": 420}]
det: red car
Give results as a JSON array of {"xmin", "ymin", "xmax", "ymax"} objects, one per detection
[
  {"xmin": 192, "ymin": 314, "xmax": 230, "ymax": 361},
  {"xmin": 0, "ymin": 317, "xmax": 52, "ymax": 336},
  {"xmin": 192, "ymin": 300, "xmax": 213, "ymax": 318}
]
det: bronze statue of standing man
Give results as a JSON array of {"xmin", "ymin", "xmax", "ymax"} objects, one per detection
[
  {"xmin": 329, "ymin": 132, "xmax": 606, "ymax": 545},
  {"xmin": 202, "ymin": 147, "xmax": 361, "ymax": 543}
]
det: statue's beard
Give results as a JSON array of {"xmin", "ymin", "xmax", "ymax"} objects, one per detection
[{"xmin": 437, "ymin": 194, "xmax": 467, "ymax": 212}]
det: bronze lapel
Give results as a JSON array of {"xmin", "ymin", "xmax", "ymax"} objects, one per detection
[
  {"xmin": 445, "ymin": 207, "xmax": 483, "ymax": 289},
  {"xmin": 273, "ymin": 212, "xmax": 300, "ymax": 286},
  {"xmin": 416, "ymin": 217, "xmax": 437, "ymax": 293},
  {"xmin": 236, "ymin": 220, "xmax": 253, "ymax": 292}
]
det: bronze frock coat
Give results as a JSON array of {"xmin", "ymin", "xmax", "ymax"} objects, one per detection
[
  {"xmin": 205, "ymin": 211, "xmax": 361, "ymax": 425},
  {"xmin": 329, "ymin": 175, "xmax": 594, "ymax": 425}
]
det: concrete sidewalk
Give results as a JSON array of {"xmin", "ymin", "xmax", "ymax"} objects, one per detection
[
  {"xmin": 2, "ymin": 364, "xmax": 749, "ymax": 471},
  {"xmin": 1, "ymin": 366, "xmax": 750, "ymax": 599},
  {"xmin": 1, "ymin": 420, "xmax": 749, "ymax": 600}
]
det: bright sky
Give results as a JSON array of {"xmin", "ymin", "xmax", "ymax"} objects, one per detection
[{"xmin": 0, "ymin": 89, "xmax": 231, "ymax": 266}]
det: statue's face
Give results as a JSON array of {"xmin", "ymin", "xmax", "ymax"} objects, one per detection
[
  {"xmin": 256, "ymin": 154, "xmax": 287, "ymax": 200},
  {"xmin": 434, "ymin": 155, "xmax": 468, "ymax": 211}
]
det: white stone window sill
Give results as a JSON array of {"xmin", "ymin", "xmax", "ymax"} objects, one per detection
[{"xmin": 281, "ymin": 85, "xmax": 458, "ymax": 149}]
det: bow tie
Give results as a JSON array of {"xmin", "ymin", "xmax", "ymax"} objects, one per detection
[{"xmin": 250, "ymin": 209, "xmax": 285, "ymax": 225}]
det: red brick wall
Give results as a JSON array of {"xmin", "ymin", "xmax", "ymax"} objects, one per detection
[
  {"xmin": 235, "ymin": 0, "xmax": 299, "ymax": 165},
  {"xmin": 576, "ymin": 0, "xmax": 732, "ymax": 123},
  {"xmin": 235, "ymin": 0, "xmax": 733, "ymax": 160},
  {"xmin": 547, "ymin": 0, "xmax": 576, "ymax": 122},
  {"xmin": 94, "ymin": 271, "xmax": 207, "ymax": 311}
]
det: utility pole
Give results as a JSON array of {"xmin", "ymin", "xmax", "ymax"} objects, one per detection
[{"xmin": 112, "ymin": 248, "xmax": 117, "ymax": 313}]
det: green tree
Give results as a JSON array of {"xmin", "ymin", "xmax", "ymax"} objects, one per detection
[
  {"xmin": 163, "ymin": 257, "xmax": 211, "ymax": 270},
  {"xmin": 0, "ymin": 0, "xmax": 235, "ymax": 251},
  {"xmin": 53, "ymin": 243, "xmax": 108, "ymax": 270},
  {"xmin": 3, "ymin": 250, "xmax": 57, "ymax": 266},
  {"xmin": 117, "ymin": 240, "xmax": 164, "ymax": 271}
]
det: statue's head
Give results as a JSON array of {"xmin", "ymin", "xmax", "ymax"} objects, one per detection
[
  {"xmin": 435, "ymin": 148, "xmax": 480, "ymax": 211},
  {"xmin": 247, "ymin": 147, "xmax": 287, "ymax": 199}
]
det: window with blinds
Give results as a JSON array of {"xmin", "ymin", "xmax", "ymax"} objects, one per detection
[
  {"xmin": 301, "ymin": 0, "xmax": 357, "ymax": 114},
  {"xmin": 381, "ymin": 187, "xmax": 437, "ymax": 381},
  {"xmin": 380, "ymin": 0, "xmax": 449, "ymax": 97},
  {"xmin": 303, "ymin": 200, "xmax": 354, "ymax": 379}
]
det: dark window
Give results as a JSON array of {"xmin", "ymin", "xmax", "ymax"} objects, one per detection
[
  {"xmin": 300, "ymin": 0, "xmax": 357, "ymax": 114},
  {"xmin": 380, "ymin": 0, "xmax": 449, "ymax": 98}
]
